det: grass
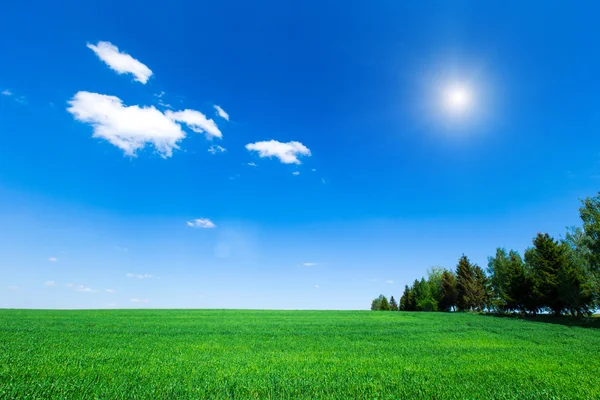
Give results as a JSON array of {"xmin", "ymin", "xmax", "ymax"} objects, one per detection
[{"xmin": 1, "ymin": 310, "xmax": 599, "ymax": 399}]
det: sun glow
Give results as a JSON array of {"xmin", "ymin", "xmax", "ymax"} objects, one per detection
[{"xmin": 443, "ymin": 84, "xmax": 472, "ymax": 114}]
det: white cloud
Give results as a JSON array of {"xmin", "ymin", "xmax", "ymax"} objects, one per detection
[
  {"xmin": 66, "ymin": 283, "xmax": 73, "ymax": 287},
  {"xmin": 322, "ymin": 178, "xmax": 326, "ymax": 184},
  {"xmin": 7, "ymin": 285, "xmax": 18, "ymax": 290},
  {"xmin": 1, "ymin": 89, "xmax": 12, "ymax": 96},
  {"xmin": 302, "ymin": 262, "xmax": 318, "ymax": 267},
  {"xmin": 166, "ymin": 109, "xmax": 222, "ymax": 139},
  {"xmin": 87, "ymin": 41, "xmax": 153, "ymax": 84},
  {"xmin": 76, "ymin": 285, "xmax": 97, "ymax": 293},
  {"xmin": 67, "ymin": 91, "xmax": 186, "ymax": 158},
  {"xmin": 106, "ymin": 289, "xmax": 116, "ymax": 293},
  {"xmin": 131, "ymin": 298, "xmax": 149, "ymax": 303},
  {"xmin": 386, "ymin": 280, "xmax": 394, "ymax": 284},
  {"xmin": 48, "ymin": 257, "xmax": 58, "ymax": 262},
  {"xmin": 247, "ymin": 162, "xmax": 257, "ymax": 167},
  {"xmin": 154, "ymin": 91, "xmax": 165, "ymax": 98},
  {"xmin": 187, "ymin": 218, "xmax": 216, "ymax": 228},
  {"xmin": 214, "ymin": 105, "xmax": 229, "ymax": 121},
  {"xmin": 208, "ymin": 145, "xmax": 226, "ymax": 154},
  {"xmin": 292, "ymin": 171, "xmax": 300, "ymax": 176},
  {"xmin": 127, "ymin": 273, "xmax": 153, "ymax": 279},
  {"xmin": 315, "ymin": 284, "xmax": 320, "ymax": 289},
  {"xmin": 311, "ymin": 168, "xmax": 316, "ymax": 172},
  {"xmin": 44, "ymin": 281, "xmax": 56, "ymax": 286},
  {"xmin": 245, "ymin": 140, "xmax": 311, "ymax": 164}
]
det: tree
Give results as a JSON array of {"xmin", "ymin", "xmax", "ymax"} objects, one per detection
[
  {"xmin": 560, "ymin": 229, "xmax": 596, "ymax": 316},
  {"xmin": 409, "ymin": 280, "xmax": 420, "ymax": 311},
  {"xmin": 389, "ymin": 295, "xmax": 399, "ymax": 311},
  {"xmin": 426, "ymin": 267, "xmax": 444, "ymax": 308},
  {"xmin": 487, "ymin": 248, "xmax": 512, "ymax": 312},
  {"xmin": 579, "ymin": 194, "xmax": 600, "ymax": 274},
  {"xmin": 472, "ymin": 265, "xmax": 490, "ymax": 312},
  {"xmin": 400, "ymin": 285, "xmax": 412, "ymax": 311},
  {"xmin": 439, "ymin": 270, "xmax": 458, "ymax": 312},
  {"xmin": 380, "ymin": 295, "xmax": 390, "ymax": 311},
  {"xmin": 524, "ymin": 233, "xmax": 566, "ymax": 315},
  {"xmin": 456, "ymin": 255, "xmax": 477, "ymax": 311},
  {"xmin": 371, "ymin": 296, "xmax": 382, "ymax": 311}
]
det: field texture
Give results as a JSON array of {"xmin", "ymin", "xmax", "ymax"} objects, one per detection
[{"xmin": 0, "ymin": 310, "xmax": 599, "ymax": 399}]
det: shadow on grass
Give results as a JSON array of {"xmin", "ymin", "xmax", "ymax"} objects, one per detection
[{"xmin": 480, "ymin": 312, "xmax": 600, "ymax": 329}]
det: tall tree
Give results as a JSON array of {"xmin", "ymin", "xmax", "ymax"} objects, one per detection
[
  {"xmin": 417, "ymin": 277, "xmax": 437, "ymax": 311},
  {"xmin": 456, "ymin": 255, "xmax": 476, "ymax": 311},
  {"xmin": 371, "ymin": 296, "xmax": 382, "ymax": 311},
  {"xmin": 487, "ymin": 248, "xmax": 512, "ymax": 312},
  {"xmin": 389, "ymin": 295, "xmax": 399, "ymax": 311},
  {"xmin": 524, "ymin": 233, "xmax": 566, "ymax": 315},
  {"xmin": 579, "ymin": 194, "xmax": 600, "ymax": 274},
  {"xmin": 409, "ymin": 280, "xmax": 420, "ymax": 311},
  {"xmin": 426, "ymin": 266, "xmax": 444, "ymax": 308},
  {"xmin": 400, "ymin": 285, "xmax": 412, "ymax": 311},
  {"xmin": 379, "ymin": 295, "xmax": 390, "ymax": 311},
  {"xmin": 472, "ymin": 264, "xmax": 490, "ymax": 311},
  {"xmin": 439, "ymin": 269, "xmax": 458, "ymax": 312}
]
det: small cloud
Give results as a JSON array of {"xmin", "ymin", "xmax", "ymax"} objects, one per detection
[
  {"xmin": 75, "ymin": 285, "xmax": 97, "ymax": 293},
  {"xmin": 214, "ymin": 105, "xmax": 229, "ymax": 121},
  {"xmin": 208, "ymin": 145, "xmax": 226, "ymax": 154},
  {"xmin": 87, "ymin": 41, "xmax": 153, "ymax": 84},
  {"xmin": 315, "ymin": 284, "xmax": 320, "ymax": 289},
  {"xmin": 321, "ymin": 178, "xmax": 326, "ymax": 184},
  {"xmin": 302, "ymin": 262, "xmax": 318, "ymax": 267},
  {"xmin": 44, "ymin": 281, "xmax": 56, "ymax": 286},
  {"xmin": 247, "ymin": 162, "xmax": 257, "ymax": 167},
  {"xmin": 1, "ymin": 89, "xmax": 12, "ymax": 96},
  {"xmin": 158, "ymin": 100, "xmax": 173, "ymax": 109},
  {"xmin": 154, "ymin": 91, "xmax": 165, "ymax": 98},
  {"xmin": 245, "ymin": 140, "xmax": 311, "ymax": 164},
  {"xmin": 106, "ymin": 289, "xmax": 116, "ymax": 293},
  {"xmin": 166, "ymin": 109, "xmax": 222, "ymax": 139},
  {"xmin": 66, "ymin": 283, "xmax": 74, "ymax": 287},
  {"xmin": 115, "ymin": 246, "xmax": 129, "ymax": 252},
  {"xmin": 126, "ymin": 273, "xmax": 153, "ymax": 279},
  {"xmin": 311, "ymin": 168, "xmax": 316, "ymax": 172},
  {"xmin": 292, "ymin": 171, "xmax": 300, "ymax": 176},
  {"xmin": 386, "ymin": 280, "xmax": 394, "ymax": 284},
  {"xmin": 131, "ymin": 298, "xmax": 149, "ymax": 303},
  {"xmin": 48, "ymin": 257, "xmax": 58, "ymax": 262},
  {"xmin": 7, "ymin": 285, "xmax": 18, "ymax": 290},
  {"xmin": 187, "ymin": 218, "xmax": 216, "ymax": 228}
]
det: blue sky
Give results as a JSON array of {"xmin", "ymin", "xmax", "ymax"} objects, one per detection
[{"xmin": 1, "ymin": 1, "xmax": 600, "ymax": 309}]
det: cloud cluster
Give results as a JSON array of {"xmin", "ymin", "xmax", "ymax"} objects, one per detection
[
  {"xmin": 48, "ymin": 257, "xmax": 58, "ymax": 262},
  {"xmin": 208, "ymin": 145, "xmax": 226, "ymax": 154},
  {"xmin": 246, "ymin": 140, "xmax": 311, "ymax": 164},
  {"xmin": 68, "ymin": 91, "xmax": 186, "ymax": 157},
  {"xmin": 87, "ymin": 41, "xmax": 153, "ymax": 84},
  {"xmin": 187, "ymin": 218, "xmax": 216, "ymax": 228}
]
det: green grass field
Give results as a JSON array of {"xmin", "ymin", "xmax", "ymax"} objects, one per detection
[{"xmin": 1, "ymin": 310, "xmax": 599, "ymax": 399}]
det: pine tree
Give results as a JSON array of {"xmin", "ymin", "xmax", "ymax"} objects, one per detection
[
  {"xmin": 439, "ymin": 269, "xmax": 458, "ymax": 312},
  {"xmin": 473, "ymin": 265, "xmax": 490, "ymax": 312},
  {"xmin": 379, "ymin": 295, "xmax": 390, "ymax": 311},
  {"xmin": 456, "ymin": 255, "xmax": 476, "ymax": 311},
  {"xmin": 389, "ymin": 296, "xmax": 399, "ymax": 311},
  {"xmin": 400, "ymin": 285, "xmax": 412, "ymax": 311}
]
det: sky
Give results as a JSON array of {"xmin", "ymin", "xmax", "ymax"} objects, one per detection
[{"xmin": 1, "ymin": 1, "xmax": 600, "ymax": 309}]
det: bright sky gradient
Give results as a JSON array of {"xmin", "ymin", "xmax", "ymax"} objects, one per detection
[{"xmin": 2, "ymin": 1, "xmax": 600, "ymax": 309}]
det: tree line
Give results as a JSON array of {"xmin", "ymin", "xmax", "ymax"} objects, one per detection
[{"xmin": 371, "ymin": 193, "xmax": 600, "ymax": 317}]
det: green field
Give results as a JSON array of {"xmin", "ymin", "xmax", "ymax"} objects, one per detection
[{"xmin": 1, "ymin": 310, "xmax": 599, "ymax": 399}]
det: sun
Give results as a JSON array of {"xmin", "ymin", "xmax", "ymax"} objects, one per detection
[{"xmin": 443, "ymin": 84, "xmax": 472, "ymax": 114}]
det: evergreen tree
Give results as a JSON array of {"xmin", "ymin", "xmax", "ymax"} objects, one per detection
[
  {"xmin": 409, "ymin": 279, "xmax": 419, "ymax": 311},
  {"xmin": 472, "ymin": 264, "xmax": 490, "ymax": 312},
  {"xmin": 456, "ymin": 255, "xmax": 476, "ymax": 311},
  {"xmin": 389, "ymin": 295, "xmax": 399, "ymax": 311},
  {"xmin": 439, "ymin": 269, "xmax": 458, "ymax": 311},
  {"xmin": 417, "ymin": 277, "xmax": 437, "ymax": 311},
  {"xmin": 371, "ymin": 296, "xmax": 382, "ymax": 311},
  {"xmin": 579, "ymin": 194, "xmax": 600, "ymax": 274},
  {"xmin": 524, "ymin": 233, "xmax": 566, "ymax": 315},
  {"xmin": 379, "ymin": 295, "xmax": 390, "ymax": 311},
  {"xmin": 400, "ymin": 285, "xmax": 412, "ymax": 311}
]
